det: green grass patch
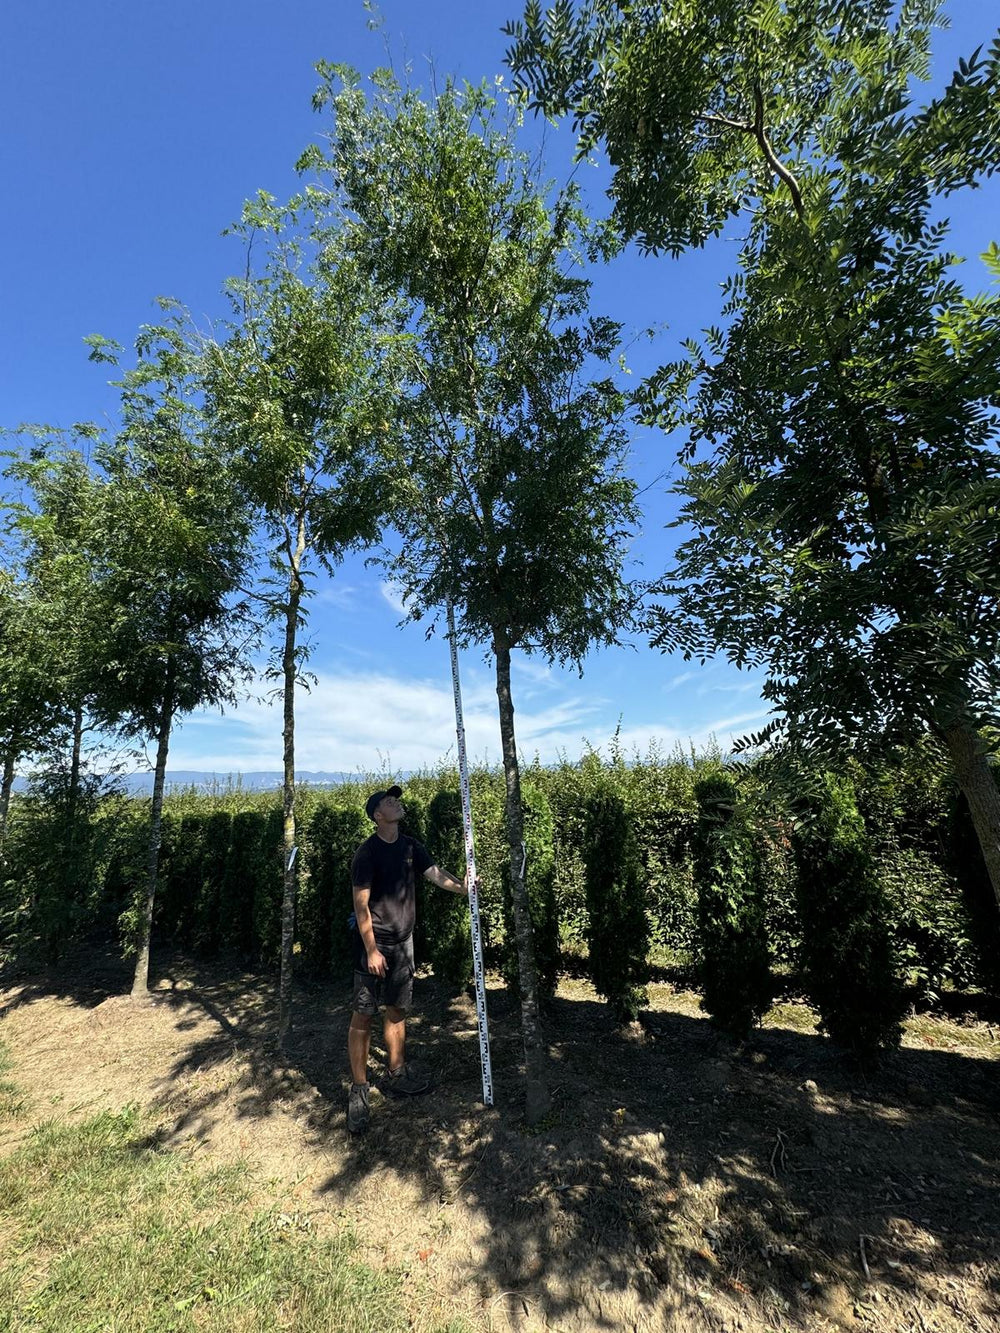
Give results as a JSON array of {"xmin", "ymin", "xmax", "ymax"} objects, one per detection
[
  {"xmin": 0, "ymin": 1041, "xmax": 27, "ymax": 1120},
  {"xmin": 0, "ymin": 1099, "xmax": 466, "ymax": 1333},
  {"xmin": 903, "ymin": 1011, "xmax": 1000, "ymax": 1056}
]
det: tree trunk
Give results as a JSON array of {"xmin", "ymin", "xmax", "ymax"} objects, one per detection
[
  {"xmin": 0, "ymin": 747, "xmax": 15, "ymax": 850},
  {"xmin": 493, "ymin": 627, "xmax": 551, "ymax": 1125},
  {"xmin": 941, "ymin": 718, "xmax": 1000, "ymax": 911},
  {"xmin": 68, "ymin": 704, "xmax": 84, "ymax": 820},
  {"xmin": 277, "ymin": 511, "xmax": 307, "ymax": 1049},
  {"xmin": 132, "ymin": 688, "xmax": 173, "ymax": 997}
]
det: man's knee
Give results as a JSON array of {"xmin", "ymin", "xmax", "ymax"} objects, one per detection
[
  {"xmin": 384, "ymin": 1005, "xmax": 406, "ymax": 1024},
  {"xmin": 350, "ymin": 1011, "xmax": 374, "ymax": 1032}
]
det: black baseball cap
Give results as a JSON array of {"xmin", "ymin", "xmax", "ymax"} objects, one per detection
[{"xmin": 365, "ymin": 785, "xmax": 402, "ymax": 820}]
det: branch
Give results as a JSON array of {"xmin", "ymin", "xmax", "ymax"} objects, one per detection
[
  {"xmin": 695, "ymin": 111, "xmax": 753, "ymax": 133},
  {"xmin": 751, "ymin": 82, "xmax": 804, "ymax": 220}
]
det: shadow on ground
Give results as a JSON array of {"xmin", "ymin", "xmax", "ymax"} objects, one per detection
[{"xmin": 2, "ymin": 937, "xmax": 997, "ymax": 1332}]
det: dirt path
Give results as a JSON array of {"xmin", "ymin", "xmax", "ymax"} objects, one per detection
[{"xmin": 1, "ymin": 944, "xmax": 998, "ymax": 1332}]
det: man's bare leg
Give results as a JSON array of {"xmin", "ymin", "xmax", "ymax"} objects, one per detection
[
  {"xmin": 348, "ymin": 1012, "xmax": 373, "ymax": 1085},
  {"xmin": 384, "ymin": 1006, "xmax": 406, "ymax": 1073}
]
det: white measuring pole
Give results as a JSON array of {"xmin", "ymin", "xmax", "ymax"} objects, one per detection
[{"xmin": 446, "ymin": 597, "xmax": 494, "ymax": 1107}]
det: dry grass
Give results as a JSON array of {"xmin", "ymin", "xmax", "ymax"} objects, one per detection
[{"xmin": 1, "ymin": 942, "xmax": 998, "ymax": 1333}]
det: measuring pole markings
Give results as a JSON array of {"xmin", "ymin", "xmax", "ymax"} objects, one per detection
[{"xmin": 446, "ymin": 597, "xmax": 494, "ymax": 1107}]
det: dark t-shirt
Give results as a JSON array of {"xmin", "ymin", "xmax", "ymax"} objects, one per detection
[{"xmin": 351, "ymin": 833, "xmax": 432, "ymax": 944}]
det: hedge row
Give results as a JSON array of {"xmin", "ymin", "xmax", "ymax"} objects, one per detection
[{"xmin": 2, "ymin": 745, "xmax": 998, "ymax": 1055}]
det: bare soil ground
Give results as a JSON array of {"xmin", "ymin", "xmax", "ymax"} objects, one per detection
[{"xmin": 1, "ymin": 941, "xmax": 997, "ymax": 1333}]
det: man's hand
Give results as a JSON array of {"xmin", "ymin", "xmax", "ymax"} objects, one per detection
[
  {"xmin": 366, "ymin": 947, "xmax": 388, "ymax": 977},
  {"xmin": 462, "ymin": 870, "xmax": 481, "ymax": 896}
]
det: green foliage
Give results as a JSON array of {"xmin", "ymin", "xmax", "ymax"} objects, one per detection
[
  {"xmin": 525, "ymin": 753, "xmax": 600, "ymax": 949},
  {"xmin": 464, "ymin": 772, "xmax": 508, "ymax": 959},
  {"xmin": 155, "ymin": 813, "xmax": 203, "ymax": 943},
  {"xmin": 0, "ymin": 770, "xmax": 124, "ymax": 965},
  {"xmin": 0, "ymin": 448, "xmax": 101, "ymax": 776},
  {"xmin": 192, "ymin": 810, "xmax": 234, "ymax": 953},
  {"xmin": 313, "ymin": 69, "xmax": 639, "ymax": 668},
  {"xmin": 509, "ymin": 0, "xmax": 1000, "ymax": 906},
  {"xmin": 581, "ymin": 782, "xmax": 649, "ymax": 1023},
  {"xmin": 4, "ymin": 745, "xmax": 995, "ymax": 1016},
  {"xmin": 691, "ymin": 771, "xmax": 774, "ymax": 1037},
  {"xmin": 498, "ymin": 783, "xmax": 559, "ymax": 1002},
  {"xmin": 421, "ymin": 790, "xmax": 473, "ymax": 985},
  {"xmin": 298, "ymin": 803, "xmax": 369, "ymax": 976},
  {"xmin": 878, "ymin": 847, "xmax": 978, "ymax": 1000},
  {"xmin": 215, "ymin": 808, "xmax": 283, "ymax": 965},
  {"xmin": 792, "ymin": 774, "xmax": 905, "ymax": 1055}
]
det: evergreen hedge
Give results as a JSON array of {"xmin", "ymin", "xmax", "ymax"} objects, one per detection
[
  {"xmin": 497, "ymin": 781, "xmax": 559, "ymax": 1002},
  {"xmin": 421, "ymin": 789, "xmax": 473, "ymax": 985},
  {"xmin": 2, "ymin": 747, "xmax": 997, "ymax": 1027},
  {"xmin": 691, "ymin": 771, "xmax": 774, "ymax": 1038},
  {"xmin": 792, "ymin": 774, "xmax": 906, "ymax": 1056},
  {"xmin": 297, "ymin": 803, "xmax": 369, "ymax": 976},
  {"xmin": 581, "ymin": 782, "xmax": 649, "ymax": 1023}
]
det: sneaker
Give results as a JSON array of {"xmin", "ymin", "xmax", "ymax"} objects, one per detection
[
  {"xmin": 384, "ymin": 1062, "xmax": 431, "ymax": 1096},
  {"xmin": 348, "ymin": 1082, "xmax": 370, "ymax": 1134}
]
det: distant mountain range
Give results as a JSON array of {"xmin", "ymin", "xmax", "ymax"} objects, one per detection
[{"xmin": 12, "ymin": 771, "xmax": 362, "ymax": 795}]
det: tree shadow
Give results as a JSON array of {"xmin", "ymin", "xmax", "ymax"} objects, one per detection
[{"xmin": 2, "ymin": 938, "xmax": 997, "ymax": 1331}]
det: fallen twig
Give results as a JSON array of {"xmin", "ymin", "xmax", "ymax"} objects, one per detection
[
  {"xmin": 769, "ymin": 1128, "xmax": 788, "ymax": 1175},
  {"xmin": 859, "ymin": 1234, "xmax": 871, "ymax": 1280}
]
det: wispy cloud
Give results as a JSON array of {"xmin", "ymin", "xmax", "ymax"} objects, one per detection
[
  {"xmin": 697, "ymin": 677, "xmax": 765, "ymax": 697},
  {"xmin": 313, "ymin": 582, "xmax": 361, "ymax": 610},
  {"xmin": 511, "ymin": 655, "xmax": 556, "ymax": 688},
  {"xmin": 379, "ymin": 581, "xmax": 410, "ymax": 618},
  {"xmin": 699, "ymin": 709, "xmax": 773, "ymax": 736},
  {"xmin": 168, "ymin": 667, "xmax": 605, "ymax": 774},
  {"xmin": 663, "ymin": 669, "xmax": 700, "ymax": 693}
]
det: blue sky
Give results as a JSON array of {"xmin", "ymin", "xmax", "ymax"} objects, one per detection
[{"xmin": 3, "ymin": 2, "xmax": 998, "ymax": 777}]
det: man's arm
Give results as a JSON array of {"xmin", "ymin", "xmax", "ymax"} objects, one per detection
[
  {"xmin": 353, "ymin": 884, "xmax": 387, "ymax": 976},
  {"xmin": 423, "ymin": 865, "xmax": 472, "ymax": 895}
]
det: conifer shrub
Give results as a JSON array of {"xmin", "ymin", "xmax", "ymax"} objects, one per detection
[
  {"xmin": 612, "ymin": 751, "xmax": 699, "ymax": 965},
  {"xmin": 0, "ymin": 773, "xmax": 121, "ymax": 964},
  {"xmin": 878, "ymin": 847, "xmax": 977, "ymax": 1001},
  {"xmin": 466, "ymin": 772, "xmax": 506, "ymax": 961},
  {"xmin": 190, "ymin": 809, "xmax": 232, "ymax": 954},
  {"xmin": 498, "ymin": 782, "xmax": 559, "ymax": 1002},
  {"xmin": 535, "ymin": 752, "xmax": 604, "ymax": 951},
  {"xmin": 216, "ymin": 807, "xmax": 282, "ymax": 964},
  {"xmin": 580, "ymin": 782, "xmax": 649, "ymax": 1023},
  {"xmin": 691, "ymin": 771, "xmax": 773, "ymax": 1037},
  {"xmin": 792, "ymin": 774, "xmax": 905, "ymax": 1055},
  {"xmin": 101, "ymin": 803, "xmax": 149, "ymax": 941},
  {"xmin": 155, "ymin": 813, "xmax": 204, "ymax": 944},
  {"xmin": 421, "ymin": 789, "xmax": 473, "ymax": 985},
  {"xmin": 251, "ymin": 807, "xmax": 285, "ymax": 968},
  {"xmin": 298, "ymin": 801, "xmax": 369, "ymax": 975}
]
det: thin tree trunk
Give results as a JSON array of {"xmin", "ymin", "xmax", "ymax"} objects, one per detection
[
  {"xmin": 132, "ymin": 688, "xmax": 173, "ymax": 997},
  {"xmin": 941, "ymin": 718, "xmax": 1000, "ymax": 911},
  {"xmin": 493, "ymin": 627, "xmax": 550, "ymax": 1125},
  {"xmin": 277, "ymin": 511, "xmax": 307, "ymax": 1049},
  {"xmin": 0, "ymin": 747, "xmax": 15, "ymax": 850},
  {"xmin": 68, "ymin": 704, "xmax": 84, "ymax": 821}
]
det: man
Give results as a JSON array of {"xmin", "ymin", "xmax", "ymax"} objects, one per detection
[{"xmin": 347, "ymin": 784, "xmax": 470, "ymax": 1134}]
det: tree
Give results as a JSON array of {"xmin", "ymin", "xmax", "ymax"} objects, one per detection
[
  {"xmin": 306, "ymin": 69, "xmax": 640, "ymax": 1122},
  {"xmin": 4, "ymin": 441, "xmax": 109, "ymax": 790},
  {"xmin": 86, "ymin": 316, "xmax": 256, "ymax": 994},
  {"xmin": 507, "ymin": 1, "xmax": 1000, "ymax": 907},
  {"xmin": 1, "ymin": 441, "xmax": 107, "ymax": 851},
  {"xmin": 205, "ymin": 202, "xmax": 401, "ymax": 1045},
  {"xmin": 0, "ymin": 570, "xmax": 50, "ymax": 845}
]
